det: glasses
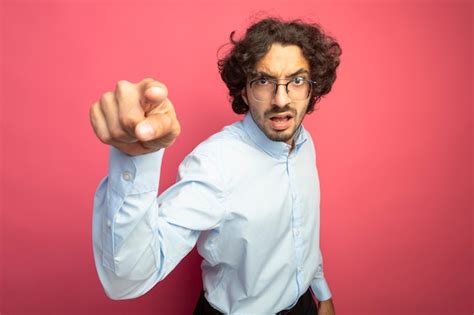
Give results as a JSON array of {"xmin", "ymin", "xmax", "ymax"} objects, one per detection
[{"xmin": 248, "ymin": 76, "xmax": 316, "ymax": 102}]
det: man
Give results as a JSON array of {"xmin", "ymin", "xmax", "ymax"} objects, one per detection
[{"xmin": 90, "ymin": 17, "xmax": 341, "ymax": 314}]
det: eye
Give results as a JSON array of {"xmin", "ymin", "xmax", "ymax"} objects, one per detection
[
  {"xmin": 292, "ymin": 76, "xmax": 306, "ymax": 86},
  {"xmin": 254, "ymin": 77, "xmax": 271, "ymax": 86}
]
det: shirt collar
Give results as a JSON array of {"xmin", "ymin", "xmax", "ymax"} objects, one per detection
[{"xmin": 242, "ymin": 113, "xmax": 308, "ymax": 159}]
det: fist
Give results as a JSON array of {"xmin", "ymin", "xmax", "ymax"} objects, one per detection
[{"xmin": 89, "ymin": 78, "xmax": 181, "ymax": 156}]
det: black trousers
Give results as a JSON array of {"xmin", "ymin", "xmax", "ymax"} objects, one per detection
[{"xmin": 193, "ymin": 289, "xmax": 318, "ymax": 315}]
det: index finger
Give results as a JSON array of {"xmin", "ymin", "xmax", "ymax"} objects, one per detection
[
  {"xmin": 137, "ymin": 78, "xmax": 169, "ymax": 113},
  {"xmin": 115, "ymin": 80, "xmax": 146, "ymax": 135}
]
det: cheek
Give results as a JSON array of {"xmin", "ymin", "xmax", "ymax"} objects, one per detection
[
  {"xmin": 251, "ymin": 108, "xmax": 268, "ymax": 126},
  {"xmin": 295, "ymin": 105, "xmax": 308, "ymax": 122}
]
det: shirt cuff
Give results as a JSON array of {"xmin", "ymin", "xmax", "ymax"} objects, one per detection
[
  {"xmin": 311, "ymin": 277, "xmax": 332, "ymax": 301},
  {"xmin": 108, "ymin": 146, "xmax": 164, "ymax": 197}
]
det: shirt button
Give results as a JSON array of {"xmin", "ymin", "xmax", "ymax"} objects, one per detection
[
  {"xmin": 106, "ymin": 219, "xmax": 112, "ymax": 228},
  {"xmin": 297, "ymin": 266, "xmax": 303, "ymax": 273},
  {"xmin": 122, "ymin": 171, "xmax": 132, "ymax": 181},
  {"xmin": 295, "ymin": 230, "xmax": 300, "ymax": 236}
]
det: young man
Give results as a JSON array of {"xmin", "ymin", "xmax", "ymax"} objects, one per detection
[{"xmin": 90, "ymin": 17, "xmax": 341, "ymax": 314}]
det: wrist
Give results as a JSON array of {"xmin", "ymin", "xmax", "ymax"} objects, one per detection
[{"xmin": 319, "ymin": 298, "xmax": 333, "ymax": 305}]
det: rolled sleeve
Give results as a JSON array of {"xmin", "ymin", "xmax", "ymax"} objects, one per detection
[{"xmin": 311, "ymin": 277, "xmax": 332, "ymax": 301}]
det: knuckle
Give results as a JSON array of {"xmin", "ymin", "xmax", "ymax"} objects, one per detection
[
  {"xmin": 142, "ymin": 77, "xmax": 155, "ymax": 84},
  {"xmin": 116, "ymin": 80, "xmax": 131, "ymax": 90},
  {"xmin": 100, "ymin": 92, "xmax": 114, "ymax": 108},
  {"xmin": 119, "ymin": 115, "xmax": 138, "ymax": 130},
  {"xmin": 116, "ymin": 80, "xmax": 139, "ymax": 102}
]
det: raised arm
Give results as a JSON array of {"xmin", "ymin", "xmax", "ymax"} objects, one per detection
[{"xmin": 89, "ymin": 79, "xmax": 225, "ymax": 299}]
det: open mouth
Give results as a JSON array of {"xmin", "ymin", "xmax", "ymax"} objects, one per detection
[
  {"xmin": 269, "ymin": 113, "xmax": 293, "ymax": 131},
  {"xmin": 270, "ymin": 115, "xmax": 292, "ymax": 122}
]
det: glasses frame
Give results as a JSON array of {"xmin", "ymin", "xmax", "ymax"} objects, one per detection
[{"xmin": 247, "ymin": 77, "xmax": 317, "ymax": 101}]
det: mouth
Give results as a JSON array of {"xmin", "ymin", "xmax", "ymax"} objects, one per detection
[{"xmin": 268, "ymin": 113, "xmax": 294, "ymax": 131}]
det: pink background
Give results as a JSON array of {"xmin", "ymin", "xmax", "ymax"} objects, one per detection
[{"xmin": 1, "ymin": 0, "xmax": 472, "ymax": 314}]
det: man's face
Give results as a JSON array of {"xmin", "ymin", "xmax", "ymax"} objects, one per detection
[{"xmin": 243, "ymin": 43, "xmax": 311, "ymax": 145}]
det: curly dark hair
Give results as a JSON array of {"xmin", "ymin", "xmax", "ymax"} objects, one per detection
[{"xmin": 218, "ymin": 17, "xmax": 342, "ymax": 114}]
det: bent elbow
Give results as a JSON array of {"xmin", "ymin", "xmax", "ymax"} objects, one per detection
[
  {"xmin": 99, "ymin": 271, "xmax": 156, "ymax": 301},
  {"xmin": 103, "ymin": 286, "xmax": 145, "ymax": 301},
  {"xmin": 96, "ymin": 257, "xmax": 164, "ymax": 301}
]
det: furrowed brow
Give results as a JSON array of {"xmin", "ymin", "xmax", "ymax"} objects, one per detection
[
  {"xmin": 253, "ymin": 71, "xmax": 276, "ymax": 79},
  {"xmin": 252, "ymin": 69, "xmax": 310, "ymax": 80},
  {"xmin": 285, "ymin": 69, "xmax": 310, "ymax": 79}
]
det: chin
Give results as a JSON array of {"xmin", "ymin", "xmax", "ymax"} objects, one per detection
[{"xmin": 265, "ymin": 129, "xmax": 295, "ymax": 143}]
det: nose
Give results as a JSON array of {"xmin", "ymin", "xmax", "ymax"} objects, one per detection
[{"xmin": 272, "ymin": 84, "xmax": 290, "ymax": 108}]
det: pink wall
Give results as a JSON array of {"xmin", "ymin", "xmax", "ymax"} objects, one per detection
[{"xmin": 1, "ymin": 0, "xmax": 472, "ymax": 314}]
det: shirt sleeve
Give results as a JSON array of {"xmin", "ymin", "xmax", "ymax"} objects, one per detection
[
  {"xmin": 310, "ymin": 248, "xmax": 332, "ymax": 301},
  {"xmin": 92, "ymin": 146, "xmax": 226, "ymax": 300}
]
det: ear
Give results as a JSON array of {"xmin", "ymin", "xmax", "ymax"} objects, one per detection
[{"xmin": 241, "ymin": 87, "xmax": 249, "ymax": 105}]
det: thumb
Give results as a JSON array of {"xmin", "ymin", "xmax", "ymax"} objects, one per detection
[{"xmin": 135, "ymin": 111, "xmax": 173, "ymax": 142}]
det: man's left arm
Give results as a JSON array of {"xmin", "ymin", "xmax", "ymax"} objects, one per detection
[{"xmin": 311, "ymin": 248, "xmax": 335, "ymax": 314}]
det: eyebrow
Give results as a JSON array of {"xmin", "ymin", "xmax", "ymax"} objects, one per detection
[{"xmin": 254, "ymin": 68, "xmax": 310, "ymax": 79}]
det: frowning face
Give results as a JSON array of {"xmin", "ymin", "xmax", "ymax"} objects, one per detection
[{"xmin": 243, "ymin": 44, "xmax": 311, "ymax": 146}]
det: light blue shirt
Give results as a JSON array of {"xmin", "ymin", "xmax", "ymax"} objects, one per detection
[{"xmin": 92, "ymin": 113, "xmax": 332, "ymax": 314}]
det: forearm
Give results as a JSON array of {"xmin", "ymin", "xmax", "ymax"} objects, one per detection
[
  {"xmin": 92, "ymin": 147, "xmax": 167, "ymax": 299},
  {"xmin": 318, "ymin": 298, "xmax": 335, "ymax": 315}
]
